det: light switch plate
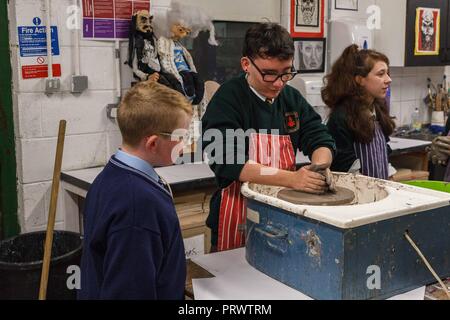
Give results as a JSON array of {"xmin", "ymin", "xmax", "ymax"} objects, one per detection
[{"xmin": 45, "ymin": 78, "xmax": 60, "ymax": 94}]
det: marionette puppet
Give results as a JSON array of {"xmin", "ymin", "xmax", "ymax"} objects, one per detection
[
  {"xmin": 126, "ymin": 10, "xmax": 183, "ymax": 93},
  {"xmin": 154, "ymin": 1, "xmax": 218, "ymax": 105}
]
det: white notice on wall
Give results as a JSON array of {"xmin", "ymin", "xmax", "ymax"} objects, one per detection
[{"xmin": 184, "ymin": 234, "xmax": 205, "ymax": 259}]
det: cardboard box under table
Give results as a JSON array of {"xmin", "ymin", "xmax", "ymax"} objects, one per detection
[{"xmin": 241, "ymin": 174, "xmax": 450, "ymax": 300}]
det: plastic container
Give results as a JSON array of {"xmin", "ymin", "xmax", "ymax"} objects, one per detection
[
  {"xmin": 402, "ymin": 180, "xmax": 450, "ymax": 193},
  {"xmin": 411, "ymin": 107, "xmax": 422, "ymax": 132},
  {"xmin": 0, "ymin": 231, "xmax": 82, "ymax": 300}
]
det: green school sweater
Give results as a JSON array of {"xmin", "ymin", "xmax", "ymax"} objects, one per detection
[
  {"xmin": 201, "ymin": 74, "xmax": 336, "ymax": 246},
  {"xmin": 326, "ymin": 107, "xmax": 358, "ymax": 173}
]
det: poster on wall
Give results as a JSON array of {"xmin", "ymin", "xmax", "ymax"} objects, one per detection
[
  {"xmin": 414, "ymin": 7, "xmax": 440, "ymax": 56},
  {"xmin": 293, "ymin": 38, "xmax": 326, "ymax": 73},
  {"xmin": 82, "ymin": 0, "xmax": 151, "ymax": 40},
  {"xmin": 17, "ymin": 17, "xmax": 62, "ymax": 79},
  {"xmin": 290, "ymin": 0, "xmax": 324, "ymax": 38},
  {"xmin": 335, "ymin": 0, "xmax": 358, "ymax": 11}
]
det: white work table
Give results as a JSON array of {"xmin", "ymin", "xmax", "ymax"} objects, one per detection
[
  {"xmin": 60, "ymin": 151, "xmax": 312, "ymax": 195},
  {"xmin": 389, "ymin": 137, "xmax": 431, "ymax": 151},
  {"xmin": 58, "ymin": 137, "xmax": 430, "ymax": 232},
  {"xmin": 189, "ymin": 248, "xmax": 426, "ymax": 300},
  {"xmin": 60, "ymin": 163, "xmax": 215, "ymax": 196},
  {"xmin": 61, "ymin": 137, "xmax": 429, "ymax": 193}
]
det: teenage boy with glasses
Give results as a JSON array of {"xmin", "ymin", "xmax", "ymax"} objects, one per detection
[{"xmin": 201, "ymin": 22, "xmax": 336, "ymax": 252}]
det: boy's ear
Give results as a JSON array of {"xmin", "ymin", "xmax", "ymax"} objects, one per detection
[
  {"xmin": 144, "ymin": 135, "xmax": 159, "ymax": 152},
  {"xmin": 241, "ymin": 57, "xmax": 250, "ymax": 72}
]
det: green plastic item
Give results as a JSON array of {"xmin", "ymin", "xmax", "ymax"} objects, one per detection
[{"xmin": 402, "ymin": 180, "xmax": 450, "ymax": 193}]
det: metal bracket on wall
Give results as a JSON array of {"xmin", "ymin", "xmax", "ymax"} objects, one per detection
[
  {"xmin": 106, "ymin": 103, "xmax": 119, "ymax": 120},
  {"xmin": 71, "ymin": 75, "xmax": 88, "ymax": 93},
  {"xmin": 325, "ymin": 0, "xmax": 333, "ymax": 74}
]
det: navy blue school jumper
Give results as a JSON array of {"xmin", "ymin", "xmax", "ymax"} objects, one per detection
[{"xmin": 78, "ymin": 154, "xmax": 186, "ymax": 300}]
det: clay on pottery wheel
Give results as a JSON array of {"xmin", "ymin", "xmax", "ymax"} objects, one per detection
[{"xmin": 277, "ymin": 187, "xmax": 355, "ymax": 206}]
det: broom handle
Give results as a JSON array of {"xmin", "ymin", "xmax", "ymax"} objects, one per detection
[{"xmin": 39, "ymin": 120, "xmax": 66, "ymax": 300}]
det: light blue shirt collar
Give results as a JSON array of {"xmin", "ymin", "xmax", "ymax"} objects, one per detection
[{"xmin": 114, "ymin": 149, "xmax": 159, "ymax": 183}]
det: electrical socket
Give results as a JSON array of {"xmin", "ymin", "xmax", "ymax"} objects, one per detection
[
  {"xmin": 45, "ymin": 78, "xmax": 60, "ymax": 94},
  {"xmin": 71, "ymin": 75, "xmax": 88, "ymax": 93},
  {"xmin": 106, "ymin": 103, "xmax": 119, "ymax": 120}
]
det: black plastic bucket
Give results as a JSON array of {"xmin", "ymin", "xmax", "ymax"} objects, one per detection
[{"xmin": 0, "ymin": 231, "xmax": 82, "ymax": 300}]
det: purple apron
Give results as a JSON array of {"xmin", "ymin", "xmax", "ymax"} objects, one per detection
[{"xmin": 353, "ymin": 121, "xmax": 389, "ymax": 180}]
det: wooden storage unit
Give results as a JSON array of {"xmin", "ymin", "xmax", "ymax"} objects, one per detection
[
  {"xmin": 174, "ymin": 186, "xmax": 214, "ymax": 254},
  {"xmin": 390, "ymin": 152, "xmax": 430, "ymax": 181}
]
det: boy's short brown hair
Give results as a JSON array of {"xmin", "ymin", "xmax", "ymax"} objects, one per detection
[
  {"xmin": 242, "ymin": 23, "xmax": 294, "ymax": 60},
  {"xmin": 117, "ymin": 81, "xmax": 193, "ymax": 147}
]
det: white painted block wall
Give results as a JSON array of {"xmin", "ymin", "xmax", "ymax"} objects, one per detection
[
  {"xmin": 283, "ymin": 0, "xmax": 447, "ymax": 127},
  {"xmin": 329, "ymin": 0, "xmax": 447, "ymax": 128},
  {"xmin": 8, "ymin": 0, "xmax": 167, "ymax": 232},
  {"xmin": 8, "ymin": 0, "xmax": 281, "ymax": 233},
  {"xmin": 389, "ymin": 66, "xmax": 447, "ymax": 128},
  {"xmin": 7, "ymin": 0, "xmax": 448, "ymax": 233}
]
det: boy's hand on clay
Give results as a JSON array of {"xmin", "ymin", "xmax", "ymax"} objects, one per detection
[
  {"xmin": 429, "ymin": 136, "xmax": 450, "ymax": 165},
  {"xmin": 309, "ymin": 163, "xmax": 336, "ymax": 193},
  {"xmin": 323, "ymin": 168, "xmax": 336, "ymax": 193},
  {"xmin": 434, "ymin": 136, "xmax": 450, "ymax": 155},
  {"xmin": 290, "ymin": 166, "xmax": 327, "ymax": 194}
]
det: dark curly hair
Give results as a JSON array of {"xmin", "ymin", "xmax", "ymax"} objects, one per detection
[
  {"xmin": 321, "ymin": 44, "xmax": 395, "ymax": 143},
  {"xmin": 242, "ymin": 23, "xmax": 294, "ymax": 60}
]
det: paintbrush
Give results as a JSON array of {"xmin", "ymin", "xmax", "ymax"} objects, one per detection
[
  {"xmin": 443, "ymin": 75, "xmax": 449, "ymax": 112},
  {"xmin": 423, "ymin": 84, "xmax": 435, "ymax": 110},
  {"xmin": 427, "ymin": 77, "xmax": 438, "ymax": 94}
]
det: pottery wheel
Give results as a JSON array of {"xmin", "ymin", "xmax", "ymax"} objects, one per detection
[{"xmin": 277, "ymin": 187, "xmax": 355, "ymax": 206}]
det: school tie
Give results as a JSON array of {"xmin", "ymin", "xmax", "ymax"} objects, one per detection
[
  {"xmin": 157, "ymin": 176, "xmax": 167, "ymax": 189},
  {"xmin": 157, "ymin": 176, "xmax": 173, "ymax": 197},
  {"xmin": 265, "ymin": 98, "xmax": 273, "ymax": 104}
]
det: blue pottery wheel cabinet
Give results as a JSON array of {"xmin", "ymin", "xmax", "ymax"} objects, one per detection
[{"xmin": 241, "ymin": 174, "xmax": 450, "ymax": 300}]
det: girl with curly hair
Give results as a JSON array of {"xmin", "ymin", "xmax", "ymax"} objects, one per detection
[{"xmin": 322, "ymin": 44, "xmax": 395, "ymax": 179}]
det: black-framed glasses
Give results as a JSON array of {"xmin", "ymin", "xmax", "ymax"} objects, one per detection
[{"xmin": 247, "ymin": 57, "xmax": 298, "ymax": 82}]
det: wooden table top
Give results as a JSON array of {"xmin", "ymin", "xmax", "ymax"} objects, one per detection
[{"xmin": 185, "ymin": 259, "xmax": 214, "ymax": 300}]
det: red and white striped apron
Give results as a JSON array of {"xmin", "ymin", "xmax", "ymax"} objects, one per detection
[{"xmin": 217, "ymin": 133, "xmax": 296, "ymax": 251}]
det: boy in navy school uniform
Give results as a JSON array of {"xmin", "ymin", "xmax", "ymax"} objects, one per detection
[{"xmin": 78, "ymin": 81, "xmax": 192, "ymax": 299}]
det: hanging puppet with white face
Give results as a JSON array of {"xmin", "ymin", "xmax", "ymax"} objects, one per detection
[
  {"xmin": 126, "ymin": 10, "xmax": 183, "ymax": 94},
  {"xmin": 154, "ymin": 1, "xmax": 218, "ymax": 105}
]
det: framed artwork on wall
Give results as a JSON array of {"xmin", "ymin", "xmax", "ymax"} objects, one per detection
[
  {"xmin": 293, "ymin": 37, "xmax": 326, "ymax": 73},
  {"xmin": 290, "ymin": 0, "xmax": 325, "ymax": 38},
  {"xmin": 335, "ymin": 0, "xmax": 358, "ymax": 11},
  {"xmin": 414, "ymin": 7, "xmax": 440, "ymax": 56}
]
